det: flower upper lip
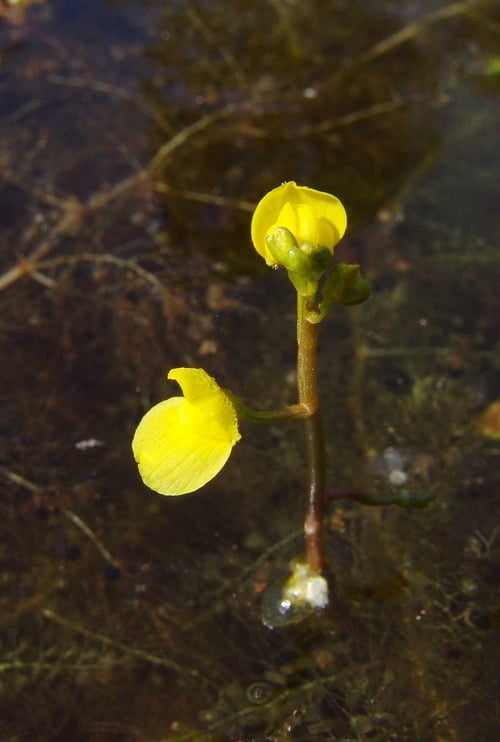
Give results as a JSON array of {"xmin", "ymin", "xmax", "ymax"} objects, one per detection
[{"xmin": 251, "ymin": 181, "xmax": 347, "ymax": 266}]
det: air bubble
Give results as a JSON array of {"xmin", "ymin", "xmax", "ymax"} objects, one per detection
[{"xmin": 260, "ymin": 561, "xmax": 329, "ymax": 629}]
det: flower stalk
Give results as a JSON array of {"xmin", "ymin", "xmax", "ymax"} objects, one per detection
[
  {"xmin": 297, "ymin": 293, "xmax": 326, "ymax": 574},
  {"xmin": 132, "ymin": 181, "xmax": 372, "ymax": 624}
]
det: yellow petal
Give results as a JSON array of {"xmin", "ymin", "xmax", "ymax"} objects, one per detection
[
  {"xmin": 251, "ymin": 182, "xmax": 347, "ymax": 265},
  {"xmin": 168, "ymin": 367, "xmax": 240, "ymax": 441},
  {"xmin": 132, "ymin": 368, "xmax": 240, "ymax": 496}
]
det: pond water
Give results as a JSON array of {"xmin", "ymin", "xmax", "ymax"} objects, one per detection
[{"xmin": 0, "ymin": 1, "xmax": 499, "ymax": 740}]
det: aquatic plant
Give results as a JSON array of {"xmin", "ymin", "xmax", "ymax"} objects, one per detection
[{"xmin": 132, "ymin": 181, "xmax": 374, "ymax": 624}]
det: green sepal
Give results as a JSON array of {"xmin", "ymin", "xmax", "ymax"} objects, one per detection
[
  {"xmin": 266, "ymin": 229, "xmax": 334, "ymax": 297},
  {"xmin": 321, "ymin": 263, "xmax": 371, "ymax": 308},
  {"xmin": 266, "ymin": 228, "xmax": 309, "ymax": 274}
]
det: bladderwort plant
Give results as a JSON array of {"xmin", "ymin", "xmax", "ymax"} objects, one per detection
[{"xmin": 132, "ymin": 182, "xmax": 430, "ymax": 627}]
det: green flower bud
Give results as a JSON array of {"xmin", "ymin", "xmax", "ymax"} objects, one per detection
[{"xmin": 321, "ymin": 263, "xmax": 371, "ymax": 306}]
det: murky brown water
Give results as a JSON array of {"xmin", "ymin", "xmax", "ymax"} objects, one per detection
[{"xmin": 1, "ymin": 1, "xmax": 499, "ymax": 740}]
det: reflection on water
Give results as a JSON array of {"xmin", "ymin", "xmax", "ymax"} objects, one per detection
[{"xmin": 0, "ymin": 1, "xmax": 499, "ymax": 739}]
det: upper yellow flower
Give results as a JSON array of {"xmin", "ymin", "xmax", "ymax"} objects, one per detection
[
  {"xmin": 132, "ymin": 368, "xmax": 241, "ymax": 496},
  {"xmin": 251, "ymin": 182, "xmax": 347, "ymax": 266}
]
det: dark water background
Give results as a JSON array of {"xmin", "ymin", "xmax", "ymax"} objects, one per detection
[{"xmin": 1, "ymin": 1, "xmax": 499, "ymax": 739}]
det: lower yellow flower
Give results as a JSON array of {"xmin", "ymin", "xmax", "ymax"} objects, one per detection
[
  {"xmin": 132, "ymin": 368, "xmax": 241, "ymax": 496},
  {"xmin": 251, "ymin": 181, "xmax": 347, "ymax": 266}
]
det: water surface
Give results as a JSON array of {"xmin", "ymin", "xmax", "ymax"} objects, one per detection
[{"xmin": 0, "ymin": 1, "xmax": 498, "ymax": 739}]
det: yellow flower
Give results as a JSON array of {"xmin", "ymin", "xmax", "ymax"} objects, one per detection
[
  {"xmin": 251, "ymin": 181, "xmax": 347, "ymax": 266},
  {"xmin": 132, "ymin": 368, "xmax": 241, "ymax": 496}
]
